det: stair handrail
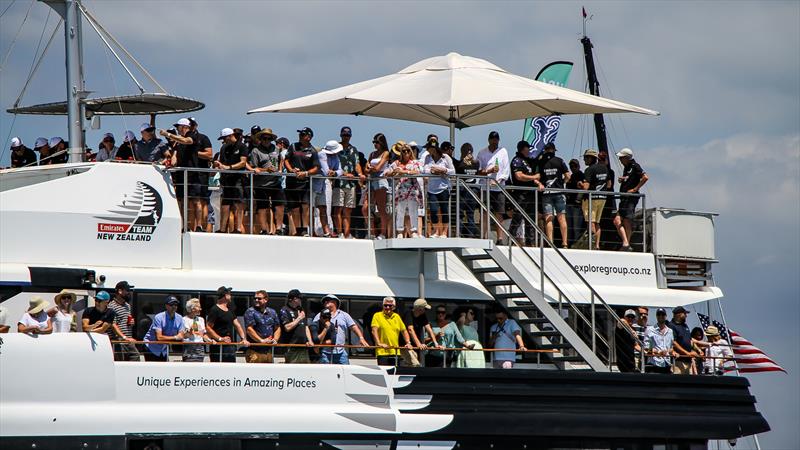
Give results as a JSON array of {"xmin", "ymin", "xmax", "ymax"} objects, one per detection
[{"xmin": 457, "ymin": 179, "xmax": 644, "ymax": 369}]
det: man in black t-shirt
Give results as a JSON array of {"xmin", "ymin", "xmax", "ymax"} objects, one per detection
[
  {"xmin": 508, "ymin": 141, "xmax": 542, "ymax": 246},
  {"xmin": 189, "ymin": 118, "xmax": 214, "ymax": 231},
  {"xmin": 403, "ymin": 299, "xmax": 442, "ymax": 366},
  {"xmin": 285, "ymin": 127, "xmax": 320, "ymax": 236},
  {"xmin": 214, "ymin": 128, "xmax": 249, "ymax": 233},
  {"xmin": 667, "ymin": 306, "xmax": 693, "ymax": 375},
  {"xmin": 579, "ymin": 148, "xmax": 609, "ymax": 250},
  {"xmin": 613, "ymin": 148, "xmax": 649, "ymax": 251},
  {"xmin": 280, "ymin": 289, "xmax": 314, "ymax": 363},
  {"xmin": 565, "ymin": 159, "xmax": 586, "ymax": 247},
  {"xmin": 81, "ymin": 291, "xmax": 115, "ymax": 335},
  {"xmin": 9, "ymin": 138, "xmax": 37, "ymax": 168},
  {"xmin": 538, "ymin": 143, "xmax": 570, "ymax": 248},
  {"xmin": 162, "ymin": 118, "xmax": 212, "ymax": 232},
  {"xmin": 455, "ymin": 143, "xmax": 481, "ymax": 238},
  {"xmin": 248, "ymin": 128, "xmax": 286, "ymax": 235}
]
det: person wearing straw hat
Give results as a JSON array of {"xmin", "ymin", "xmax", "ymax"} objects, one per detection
[
  {"xmin": 702, "ymin": 325, "xmax": 733, "ymax": 375},
  {"xmin": 579, "ymin": 148, "xmax": 609, "ymax": 250},
  {"xmin": 10, "ymin": 137, "xmax": 37, "ymax": 168},
  {"xmin": 17, "ymin": 296, "xmax": 53, "ymax": 335},
  {"xmin": 248, "ymin": 127, "xmax": 286, "ymax": 235},
  {"xmin": 386, "ymin": 141, "xmax": 423, "ymax": 238},
  {"xmin": 48, "ymin": 289, "xmax": 77, "ymax": 333}
]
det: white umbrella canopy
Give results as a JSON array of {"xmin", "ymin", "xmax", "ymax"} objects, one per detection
[{"xmin": 248, "ymin": 52, "xmax": 658, "ymax": 129}]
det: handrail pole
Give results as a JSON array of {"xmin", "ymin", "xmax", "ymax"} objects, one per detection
[
  {"xmin": 642, "ymin": 194, "xmax": 647, "ymax": 253},
  {"xmin": 391, "ymin": 176, "xmax": 396, "ymax": 237},
  {"xmin": 309, "ymin": 176, "xmax": 314, "ymax": 237},
  {"xmin": 249, "ymin": 172, "xmax": 254, "ymax": 234},
  {"xmin": 591, "ymin": 292, "xmax": 596, "ymax": 353},
  {"xmin": 183, "ymin": 168, "xmax": 188, "ymax": 232},
  {"xmin": 588, "ymin": 192, "xmax": 593, "ymax": 251},
  {"xmin": 367, "ymin": 178, "xmax": 372, "ymax": 238},
  {"xmin": 455, "ymin": 176, "xmax": 461, "ymax": 238}
]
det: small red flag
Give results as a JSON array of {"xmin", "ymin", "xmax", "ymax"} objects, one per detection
[{"xmin": 582, "ymin": 7, "xmax": 587, "ymax": 18}]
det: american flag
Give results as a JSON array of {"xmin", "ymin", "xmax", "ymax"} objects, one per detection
[{"xmin": 697, "ymin": 313, "xmax": 786, "ymax": 374}]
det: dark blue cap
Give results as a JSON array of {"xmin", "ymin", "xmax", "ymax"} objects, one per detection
[
  {"xmin": 340, "ymin": 126, "xmax": 352, "ymax": 136},
  {"xmin": 165, "ymin": 295, "xmax": 180, "ymax": 306}
]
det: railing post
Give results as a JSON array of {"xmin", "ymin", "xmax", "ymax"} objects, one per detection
[
  {"xmin": 588, "ymin": 192, "xmax": 593, "ymax": 250},
  {"xmin": 183, "ymin": 168, "xmax": 188, "ymax": 232},
  {"xmin": 455, "ymin": 177, "xmax": 461, "ymax": 238},
  {"xmin": 391, "ymin": 176, "xmax": 396, "ymax": 237},
  {"xmin": 309, "ymin": 176, "xmax": 314, "ymax": 237},
  {"xmin": 249, "ymin": 172, "xmax": 254, "ymax": 235},
  {"xmin": 367, "ymin": 178, "xmax": 372, "ymax": 238},
  {"xmin": 642, "ymin": 194, "xmax": 647, "ymax": 253},
  {"xmin": 534, "ymin": 190, "xmax": 539, "ymax": 247},
  {"xmin": 591, "ymin": 292, "xmax": 596, "ymax": 353}
]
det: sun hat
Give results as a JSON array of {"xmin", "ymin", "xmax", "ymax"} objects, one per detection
[
  {"xmin": 27, "ymin": 296, "xmax": 50, "ymax": 314},
  {"xmin": 322, "ymin": 140, "xmax": 343, "ymax": 154},
  {"xmin": 705, "ymin": 325, "xmax": 720, "ymax": 337},
  {"xmin": 391, "ymin": 140, "xmax": 407, "ymax": 156},
  {"xmin": 54, "ymin": 289, "xmax": 77, "ymax": 304},
  {"xmin": 413, "ymin": 298, "xmax": 431, "ymax": 310},
  {"xmin": 583, "ymin": 148, "xmax": 599, "ymax": 158},
  {"xmin": 616, "ymin": 148, "xmax": 634, "ymax": 158}
]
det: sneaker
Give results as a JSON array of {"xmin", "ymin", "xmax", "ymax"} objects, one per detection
[
  {"xmin": 376, "ymin": 235, "xmax": 385, "ymax": 240},
  {"xmin": 431, "ymin": 233, "xmax": 440, "ymax": 238},
  {"xmin": 338, "ymin": 233, "xmax": 346, "ymax": 239},
  {"xmin": 411, "ymin": 232, "xmax": 420, "ymax": 238},
  {"xmin": 620, "ymin": 245, "xmax": 633, "ymax": 252},
  {"xmin": 259, "ymin": 230, "xmax": 268, "ymax": 235},
  {"xmin": 195, "ymin": 226, "xmax": 204, "ymax": 232},
  {"xmin": 395, "ymin": 234, "xmax": 404, "ymax": 239},
  {"xmin": 346, "ymin": 234, "xmax": 355, "ymax": 239}
]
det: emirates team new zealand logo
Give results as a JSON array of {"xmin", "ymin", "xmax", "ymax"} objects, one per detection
[{"xmin": 94, "ymin": 181, "xmax": 163, "ymax": 242}]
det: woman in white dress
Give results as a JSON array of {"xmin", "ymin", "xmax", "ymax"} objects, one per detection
[
  {"xmin": 17, "ymin": 297, "xmax": 53, "ymax": 335},
  {"xmin": 49, "ymin": 289, "xmax": 77, "ymax": 332}
]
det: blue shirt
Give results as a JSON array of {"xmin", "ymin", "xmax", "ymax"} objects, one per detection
[
  {"xmin": 144, "ymin": 311, "xmax": 184, "ymax": 357},
  {"xmin": 490, "ymin": 319, "xmax": 521, "ymax": 362},
  {"xmin": 244, "ymin": 307, "xmax": 280, "ymax": 354},
  {"xmin": 134, "ymin": 137, "xmax": 170, "ymax": 162},
  {"xmin": 314, "ymin": 152, "xmax": 342, "ymax": 193},
  {"xmin": 645, "ymin": 324, "xmax": 674, "ymax": 367},
  {"xmin": 312, "ymin": 310, "xmax": 356, "ymax": 354}
]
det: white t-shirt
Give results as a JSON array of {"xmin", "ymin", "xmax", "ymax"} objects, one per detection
[
  {"xmin": 52, "ymin": 309, "xmax": 74, "ymax": 332},
  {"xmin": 19, "ymin": 311, "xmax": 50, "ymax": 331},
  {"xmin": 476, "ymin": 146, "xmax": 510, "ymax": 190},
  {"xmin": 183, "ymin": 316, "xmax": 207, "ymax": 343}
]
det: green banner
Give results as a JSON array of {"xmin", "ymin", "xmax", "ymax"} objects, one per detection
[{"xmin": 522, "ymin": 61, "xmax": 574, "ymax": 147}]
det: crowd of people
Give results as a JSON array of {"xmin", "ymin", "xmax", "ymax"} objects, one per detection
[
  {"xmin": 0, "ymin": 283, "xmax": 731, "ymax": 374},
  {"xmin": 6, "ymin": 121, "xmax": 648, "ymax": 249},
  {"xmin": 615, "ymin": 305, "xmax": 733, "ymax": 375}
]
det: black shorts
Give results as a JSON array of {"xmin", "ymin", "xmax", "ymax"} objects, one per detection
[
  {"xmin": 220, "ymin": 178, "xmax": 245, "ymax": 206},
  {"xmin": 254, "ymin": 185, "xmax": 286, "ymax": 209},
  {"xmin": 489, "ymin": 191, "xmax": 505, "ymax": 215},
  {"xmin": 173, "ymin": 171, "xmax": 208, "ymax": 200},
  {"xmin": 615, "ymin": 196, "xmax": 640, "ymax": 220},
  {"xmin": 286, "ymin": 181, "xmax": 310, "ymax": 210}
]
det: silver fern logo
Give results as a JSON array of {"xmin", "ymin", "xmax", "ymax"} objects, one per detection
[{"xmin": 94, "ymin": 182, "xmax": 163, "ymax": 241}]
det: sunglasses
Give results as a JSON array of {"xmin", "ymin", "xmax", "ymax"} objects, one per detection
[
  {"xmin": 383, "ymin": 304, "xmax": 394, "ymax": 308},
  {"xmin": 436, "ymin": 311, "xmax": 446, "ymax": 315}
]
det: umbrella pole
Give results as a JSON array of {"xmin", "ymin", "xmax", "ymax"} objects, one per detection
[{"xmin": 448, "ymin": 106, "xmax": 456, "ymax": 146}]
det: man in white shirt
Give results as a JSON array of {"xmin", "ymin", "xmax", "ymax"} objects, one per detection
[{"xmin": 477, "ymin": 131, "xmax": 510, "ymax": 243}]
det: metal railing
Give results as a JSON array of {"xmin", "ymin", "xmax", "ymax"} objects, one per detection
[{"xmin": 458, "ymin": 179, "xmax": 647, "ymax": 371}]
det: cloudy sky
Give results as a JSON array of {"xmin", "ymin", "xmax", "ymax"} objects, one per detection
[{"xmin": 2, "ymin": 0, "xmax": 798, "ymax": 446}]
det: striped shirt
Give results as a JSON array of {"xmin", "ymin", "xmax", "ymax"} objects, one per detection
[{"xmin": 108, "ymin": 299, "xmax": 134, "ymax": 339}]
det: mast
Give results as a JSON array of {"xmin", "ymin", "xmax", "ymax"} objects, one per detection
[
  {"xmin": 580, "ymin": 8, "xmax": 609, "ymax": 156},
  {"xmin": 43, "ymin": 0, "xmax": 85, "ymax": 162}
]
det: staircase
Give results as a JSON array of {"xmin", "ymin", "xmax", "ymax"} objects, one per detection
[{"xmin": 456, "ymin": 181, "xmax": 645, "ymax": 372}]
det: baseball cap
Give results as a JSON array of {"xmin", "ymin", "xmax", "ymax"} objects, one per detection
[
  {"xmin": 440, "ymin": 141, "xmax": 453, "ymax": 151},
  {"xmin": 102, "ymin": 132, "xmax": 115, "ymax": 141},
  {"xmin": 656, "ymin": 308, "xmax": 667, "ymax": 315},
  {"xmin": 340, "ymin": 126, "xmax": 352, "ymax": 137},
  {"xmin": 408, "ymin": 141, "xmax": 418, "ymax": 148},
  {"xmin": 413, "ymin": 298, "xmax": 431, "ymax": 310},
  {"xmin": 488, "ymin": 131, "xmax": 500, "ymax": 140},
  {"xmin": 250, "ymin": 125, "xmax": 262, "ymax": 136},
  {"xmin": 95, "ymin": 291, "xmax": 111, "ymax": 302},
  {"xmin": 672, "ymin": 306, "xmax": 690, "ymax": 315},
  {"xmin": 173, "ymin": 118, "xmax": 191, "ymax": 128},
  {"xmin": 164, "ymin": 295, "xmax": 180, "ymax": 306},
  {"xmin": 123, "ymin": 131, "xmax": 136, "ymax": 143},
  {"xmin": 10, "ymin": 137, "xmax": 22, "ymax": 148},
  {"xmin": 297, "ymin": 127, "xmax": 314, "ymax": 137},
  {"xmin": 34, "ymin": 137, "xmax": 48, "ymax": 148},
  {"xmin": 218, "ymin": 128, "xmax": 235, "ymax": 140},
  {"xmin": 424, "ymin": 137, "xmax": 439, "ymax": 149},
  {"xmin": 616, "ymin": 147, "xmax": 634, "ymax": 158},
  {"xmin": 543, "ymin": 142, "xmax": 556, "ymax": 151},
  {"xmin": 276, "ymin": 137, "xmax": 290, "ymax": 147},
  {"xmin": 49, "ymin": 137, "xmax": 63, "ymax": 147},
  {"xmin": 516, "ymin": 140, "xmax": 530, "ymax": 151},
  {"xmin": 322, "ymin": 294, "xmax": 340, "ymax": 306},
  {"xmin": 624, "ymin": 309, "xmax": 637, "ymax": 318},
  {"xmin": 115, "ymin": 280, "xmax": 134, "ymax": 290},
  {"xmin": 216, "ymin": 286, "xmax": 232, "ymax": 297},
  {"xmin": 188, "ymin": 117, "xmax": 198, "ymax": 126},
  {"xmin": 287, "ymin": 289, "xmax": 304, "ymax": 300},
  {"xmin": 583, "ymin": 148, "xmax": 599, "ymax": 158},
  {"xmin": 140, "ymin": 122, "xmax": 155, "ymax": 132}
]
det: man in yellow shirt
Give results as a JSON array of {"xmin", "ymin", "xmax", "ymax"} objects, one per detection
[{"xmin": 371, "ymin": 297, "xmax": 417, "ymax": 366}]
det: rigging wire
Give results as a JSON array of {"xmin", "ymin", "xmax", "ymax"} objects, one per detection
[
  {"xmin": 20, "ymin": 7, "xmax": 51, "ymax": 98},
  {"xmin": 0, "ymin": 0, "xmax": 35, "ymax": 73},
  {"xmin": 0, "ymin": 0, "xmax": 17, "ymax": 19},
  {"xmin": 14, "ymin": 18, "xmax": 61, "ymax": 108},
  {"xmin": 100, "ymin": 25, "xmax": 130, "ymax": 143},
  {"xmin": 0, "ymin": 114, "xmax": 18, "ymax": 163}
]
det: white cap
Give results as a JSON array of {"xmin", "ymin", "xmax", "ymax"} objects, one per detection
[
  {"xmin": 616, "ymin": 148, "xmax": 634, "ymax": 158},
  {"xmin": 408, "ymin": 141, "xmax": 418, "ymax": 147},
  {"xmin": 218, "ymin": 127, "xmax": 234, "ymax": 140},
  {"xmin": 34, "ymin": 137, "xmax": 48, "ymax": 148},
  {"xmin": 10, "ymin": 137, "xmax": 22, "ymax": 148},
  {"xmin": 103, "ymin": 132, "xmax": 115, "ymax": 140},
  {"xmin": 624, "ymin": 309, "xmax": 637, "ymax": 317},
  {"xmin": 123, "ymin": 130, "xmax": 136, "ymax": 143},
  {"xmin": 140, "ymin": 122, "xmax": 154, "ymax": 132},
  {"xmin": 49, "ymin": 137, "xmax": 63, "ymax": 147},
  {"xmin": 173, "ymin": 118, "xmax": 191, "ymax": 127},
  {"xmin": 322, "ymin": 140, "xmax": 343, "ymax": 154}
]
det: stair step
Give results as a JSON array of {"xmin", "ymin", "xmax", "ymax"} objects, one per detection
[
  {"xmin": 483, "ymin": 280, "xmax": 515, "ymax": 287},
  {"xmin": 551, "ymin": 355, "xmax": 586, "ymax": 363},
  {"xmin": 495, "ymin": 292, "xmax": 528, "ymax": 300},
  {"xmin": 472, "ymin": 266, "xmax": 503, "ymax": 274},
  {"xmin": 536, "ymin": 343, "xmax": 573, "ymax": 350},
  {"xmin": 529, "ymin": 330, "xmax": 561, "ymax": 337},
  {"xmin": 518, "ymin": 317, "xmax": 550, "ymax": 325},
  {"xmin": 459, "ymin": 253, "xmax": 492, "ymax": 261},
  {"xmin": 507, "ymin": 305, "xmax": 537, "ymax": 312}
]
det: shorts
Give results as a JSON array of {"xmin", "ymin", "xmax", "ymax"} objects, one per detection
[
  {"xmin": 493, "ymin": 360, "xmax": 514, "ymax": 369},
  {"xmin": 615, "ymin": 196, "xmax": 640, "ymax": 220},
  {"xmin": 673, "ymin": 358, "xmax": 692, "ymax": 375},
  {"xmin": 582, "ymin": 198, "xmax": 606, "ymax": 223},
  {"xmin": 542, "ymin": 193, "xmax": 566, "ymax": 215},
  {"xmin": 370, "ymin": 178, "xmax": 389, "ymax": 191},
  {"xmin": 428, "ymin": 190, "xmax": 451, "ymax": 224},
  {"xmin": 113, "ymin": 343, "xmax": 141, "ymax": 361},
  {"xmin": 221, "ymin": 181, "xmax": 244, "ymax": 206},
  {"xmin": 245, "ymin": 348, "xmax": 274, "ymax": 363},
  {"xmin": 313, "ymin": 190, "xmax": 327, "ymax": 207},
  {"xmin": 254, "ymin": 186, "xmax": 286, "ymax": 210},
  {"xmin": 333, "ymin": 186, "xmax": 356, "ymax": 208},
  {"xmin": 489, "ymin": 191, "xmax": 505, "ymax": 215},
  {"xmin": 286, "ymin": 182, "xmax": 310, "ymax": 210},
  {"xmin": 174, "ymin": 171, "xmax": 208, "ymax": 201},
  {"xmin": 284, "ymin": 347, "xmax": 311, "ymax": 364}
]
